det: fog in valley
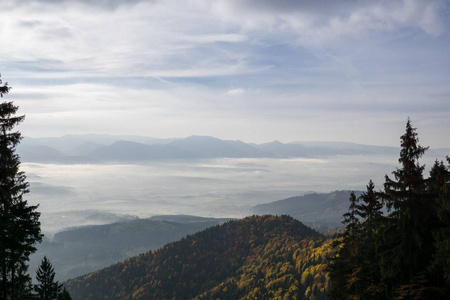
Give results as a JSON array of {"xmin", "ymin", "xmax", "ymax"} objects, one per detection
[{"xmin": 22, "ymin": 154, "xmax": 437, "ymax": 236}]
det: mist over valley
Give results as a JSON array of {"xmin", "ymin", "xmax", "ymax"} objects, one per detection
[
  {"xmin": 15, "ymin": 134, "xmax": 450, "ymax": 286},
  {"xmin": 19, "ymin": 134, "xmax": 448, "ymax": 235}
]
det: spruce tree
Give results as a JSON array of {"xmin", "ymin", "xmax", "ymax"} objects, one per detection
[
  {"xmin": 381, "ymin": 118, "xmax": 436, "ymax": 298},
  {"xmin": 34, "ymin": 256, "xmax": 62, "ymax": 300},
  {"xmin": 0, "ymin": 76, "xmax": 42, "ymax": 299},
  {"xmin": 342, "ymin": 191, "xmax": 361, "ymax": 236},
  {"xmin": 329, "ymin": 119, "xmax": 450, "ymax": 299},
  {"xmin": 356, "ymin": 180, "xmax": 384, "ymax": 298},
  {"xmin": 358, "ymin": 180, "xmax": 383, "ymax": 225}
]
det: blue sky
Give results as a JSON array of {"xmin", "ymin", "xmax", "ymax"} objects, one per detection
[{"xmin": 1, "ymin": 0, "xmax": 449, "ymax": 147}]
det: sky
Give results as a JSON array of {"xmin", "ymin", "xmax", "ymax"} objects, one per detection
[{"xmin": 1, "ymin": 0, "xmax": 449, "ymax": 147}]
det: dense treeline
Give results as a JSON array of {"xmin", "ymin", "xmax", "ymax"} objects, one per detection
[
  {"xmin": 66, "ymin": 215, "xmax": 332, "ymax": 299},
  {"xmin": 328, "ymin": 119, "xmax": 450, "ymax": 299}
]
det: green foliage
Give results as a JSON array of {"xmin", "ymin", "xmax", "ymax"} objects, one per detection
[
  {"xmin": 328, "ymin": 119, "xmax": 450, "ymax": 299},
  {"xmin": 380, "ymin": 119, "xmax": 438, "ymax": 297},
  {"xmin": 65, "ymin": 215, "xmax": 331, "ymax": 300},
  {"xmin": 328, "ymin": 183, "xmax": 385, "ymax": 299},
  {"xmin": 0, "ymin": 76, "xmax": 42, "ymax": 299},
  {"xmin": 35, "ymin": 256, "xmax": 62, "ymax": 300},
  {"xmin": 429, "ymin": 157, "xmax": 450, "ymax": 288}
]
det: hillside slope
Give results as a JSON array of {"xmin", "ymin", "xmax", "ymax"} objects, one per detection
[
  {"xmin": 65, "ymin": 215, "xmax": 332, "ymax": 300},
  {"xmin": 251, "ymin": 190, "xmax": 363, "ymax": 230},
  {"xmin": 31, "ymin": 216, "xmax": 231, "ymax": 281}
]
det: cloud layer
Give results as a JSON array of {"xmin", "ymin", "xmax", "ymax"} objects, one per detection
[{"xmin": 1, "ymin": 0, "xmax": 449, "ymax": 147}]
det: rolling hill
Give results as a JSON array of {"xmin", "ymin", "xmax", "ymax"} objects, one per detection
[
  {"xmin": 30, "ymin": 215, "xmax": 231, "ymax": 281},
  {"xmin": 65, "ymin": 215, "xmax": 332, "ymax": 300}
]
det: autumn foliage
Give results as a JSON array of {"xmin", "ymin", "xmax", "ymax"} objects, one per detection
[{"xmin": 65, "ymin": 215, "xmax": 332, "ymax": 299}]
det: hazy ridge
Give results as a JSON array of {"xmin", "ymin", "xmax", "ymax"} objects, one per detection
[
  {"xmin": 17, "ymin": 134, "xmax": 424, "ymax": 163},
  {"xmin": 251, "ymin": 190, "xmax": 364, "ymax": 231}
]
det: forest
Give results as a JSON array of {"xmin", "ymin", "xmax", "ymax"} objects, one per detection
[
  {"xmin": 327, "ymin": 119, "xmax": 450, "ymax": 299},
  {"xmin": 65, "ymin": 215, "xmax": 331, "ymax": 300},
  {"xmin": 1, "ymin": 75, "xmax": 450, "ymax": 299}
]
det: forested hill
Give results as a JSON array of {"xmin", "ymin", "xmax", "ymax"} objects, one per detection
[
  {"xmin": 30, "ymin": 215, "xmax": 233, "ymax": 281},
  {"xmin": 65, "ymin": 215, "xmax": 332, "ymax": 299}
]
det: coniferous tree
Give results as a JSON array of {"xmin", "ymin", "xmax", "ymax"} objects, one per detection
[
  {"xmin": 358, "ymin": 180, "xmax": 384, "ymax": 225},
  {"xmin": 57, "ymin": 287, "xmax": 72, "ymax": 300},
  {"xmin": 0, "ymin": 76, "xmax": 42, "ymax": 299},
  {"xmin": 380, "ymin": 118, "xmax": 437, "ymax": 297},
  {"xmin": 329, "ymin": 119, "xmax": 449, "ymax": 299},
  {"xmin": 429, "ymin": 158, "xmax": 450, "ymax": 294},
  {"xmin": 356, "ymin": 180, "xmax": 385, "ymax": 298},
  {"xmin": 329, "ymin": 185, "xmax": 385, "ymax": 299},
  {"xmin": 343, "ymin": 191, "xmax": 361, "ymax": 236},
  {"xmin": 35, "ymin": 256, "xmax": 61, "ymax": 300}
]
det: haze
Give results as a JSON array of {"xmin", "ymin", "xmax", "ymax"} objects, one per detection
[{"xmin": 23, "ymin": 152, "xmax": 442, "ymax": 235}]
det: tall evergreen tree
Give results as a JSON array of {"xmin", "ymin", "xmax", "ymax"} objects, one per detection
[
  {"xmin": 356, "ymin": 180, "xmax": 385, "ymax": 298},
  {"xmin": 0, "ymin": 76, "xmax": 42, "ymax": 299},
  {"xmin": 34, "ymin": 256, "xmax": 62, "ymax": 300},
  {"xmin": 380, "ymin": 118, "xmax": 437, "ymax": 298},
  {"xmin": 329, "ymin": 119, "xmax": 449, "ymax": 299}
]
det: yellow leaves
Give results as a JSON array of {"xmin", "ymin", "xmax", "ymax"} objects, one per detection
[
  {"xmin": 132, "ymin": 285, "xmax": 146, "ymax": 299},
  {"xmin": 279, "ymin": 262, "xmax": 294, "ymax": 275},
  {"xmin": 67, "ymin": 215, "xmax": 331, "ymax": 299}
]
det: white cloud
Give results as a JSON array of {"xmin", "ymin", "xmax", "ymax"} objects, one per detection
[
  {"xmin": 226, "ymin": 88, "xmax": 245, "ymax": 96},
  {"xmin": 0, "ymin": 1, "xmax": 254, "ymax": 79},
  {"xmin": 208, "ymin": 0, "xmax": 446, "ymax": 46},
  {"xmin": 1, "ymin": 0, "xmax": 446, "ymax": 81},
  {"xmin": 0, "ymin": 0, "xmax": 449, "ymax": 147},
  {"xmin": 181, "ymin": 33, "xmax": 248, "ymax": 44}
]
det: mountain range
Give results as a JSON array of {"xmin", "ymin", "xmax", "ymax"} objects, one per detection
[{"xmin": 15, "ymin": 134, "xmax": 423, "ymax": 163}]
